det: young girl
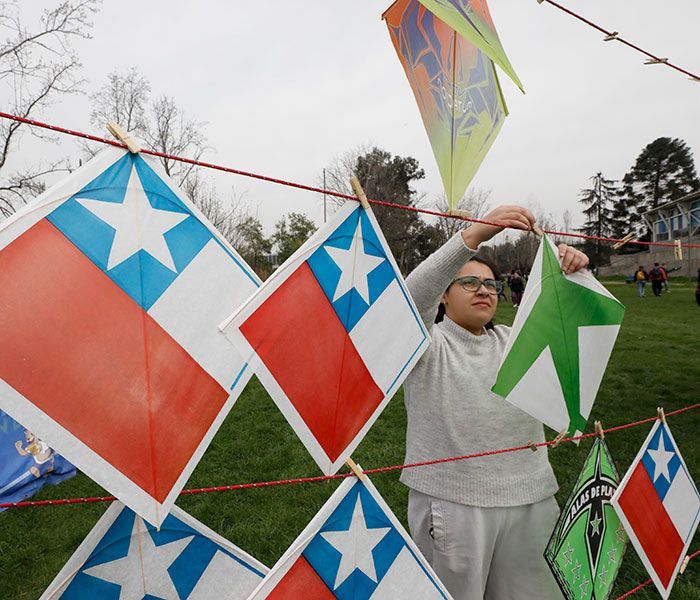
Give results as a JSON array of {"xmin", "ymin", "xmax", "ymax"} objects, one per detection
[{"xmin": 402, "ymin": 205, "xmax": 589, "ymax": 600}]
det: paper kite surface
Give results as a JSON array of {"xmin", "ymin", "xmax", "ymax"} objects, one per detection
[
  {"xmin": 384, "ymin": 0, "xmax": 507, "ymax": 211},
  {"xmin": 40, "ymin": 501, "xmax": 268, "ymax": 599},
  {"xmin": 221, "ymin": 201, "xmax": 430, "ymax": 475},
  {"xmin": 415, "ymin": 0, "xmax": 523, "ymax": 91},
  {"xmin": 611, "ymin": 420, "xmax": 700, "ymax": 599},
  {"xmin": 0, "ymin": 410, "xmax": 75, "ymax": 509},
  {"xmin": 246, "ymin": 474, "xmax": 452, "ymax": 599},
  {"xmin": 492, "ymin": 236, "xmax": 625, "ymax": 437},
  {"xmin": 0, "ymin": 146, "xmax": 260, "ymax": 526},
  {"xmin": 544, "ymin": 437, "xmax": 627, "ymax": 600}
]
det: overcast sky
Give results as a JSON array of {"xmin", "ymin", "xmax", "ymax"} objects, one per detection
[{"xmin": 11, "ymin": 1, "xmax": 700, "ymax": 233}]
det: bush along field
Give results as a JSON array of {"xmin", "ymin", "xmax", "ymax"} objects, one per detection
[{"xmin": 1, "ymin": 277, "xmax": 699, "ymax": 599}]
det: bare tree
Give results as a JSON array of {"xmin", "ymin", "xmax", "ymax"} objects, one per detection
[
  {"xmin": 0, "ymin": 0, "xmax": 99, "ymax": 218},
  {"xmin": 431, "ymin": 188, "xmax": 491, "ymax": 243}
]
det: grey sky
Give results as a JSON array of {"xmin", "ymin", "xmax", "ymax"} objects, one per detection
[{"xmin": 12, "ymin": 1, "xmax": 700, "ymax": 233}]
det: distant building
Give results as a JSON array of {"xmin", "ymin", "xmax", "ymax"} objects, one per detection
[
  {"xmin": 642, "ymin": 190, "xmax": 700, "ymax": 244},
  {"xmin": 599, "ymin": 190, "xmax": 700, "ymax": 276}
]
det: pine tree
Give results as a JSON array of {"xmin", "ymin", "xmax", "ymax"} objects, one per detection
[
  {"xmin": 578, "ymin": 172, "xmax": 617, "ymax": 264},
  {"xmin": 619, "ymin": 137, "xmax": 700, "ymax": 236}
]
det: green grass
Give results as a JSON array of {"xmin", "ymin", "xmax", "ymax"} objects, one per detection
[{"xmin": 2, "ymin": 279, "xmax": 699, "ymax": 598}]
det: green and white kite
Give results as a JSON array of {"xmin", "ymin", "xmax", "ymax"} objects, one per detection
[
  {"xmin": 492, "ymin": 236, "xmax": 625, "ymax": 437},
  {"xmin": 544, "ymin": 437, "xmax": 627, "ymax": 600}
]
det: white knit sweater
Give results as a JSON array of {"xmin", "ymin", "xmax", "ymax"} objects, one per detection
[{"xmin": 399, "ymin": 232, "xmax": 558, "ymax": 507}]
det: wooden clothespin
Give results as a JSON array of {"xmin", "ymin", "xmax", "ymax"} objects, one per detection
[
  {"xmin": 603, "ymin": 32, "xmax": 619, "ymax": 41},
  {"xmin": 551, "ymin": 429, "xmax": 568, "ymax": 449},
  {"xmin": 612, "ymin": 232, "xmax": 635, "ymax": 250},
  {"xmin": 527, "ymin": 440, "xmax": 538, "ymax": 452},
  {"xmin": 594, "ymin": 420, "xmax": 605, "ymax": 439},
  {"xmin": 644, "ymin": 57, "xmax": 669, "ymax": 65},
  {"xmin": 532, "ymin": 224, "xmax": 544, "ymax": 237},
  {"xmin": 536, "ymin": 0, "xmax": 545, "ymax": 4},
  {"xmin": 345, "ymin": 457, "xmax": 367, "ymax": 481},
  {"xmin": 349, "ymin": 176, "xmax": 371, "ymax": 210},
  {"xmin": 675, "ymin": 239, "xmax": 683, "ymax": 260},
  {"xmin": 447, "ymin": 208, "xmax": 471, "ymax": 220},
  {"xmin": 657, "ymin": 407, "xmax": 667, "ymax": 424},
  {"xmin": 690, "ymin": 76, "xmax": 700, "ymax": 83},
  {"xmin": 106, "ymin": 121, "xmax": 141, "ymax": 154},
  {"xmin": 680, "ymin": 555, "xmax": 691, "ymax": 575}
]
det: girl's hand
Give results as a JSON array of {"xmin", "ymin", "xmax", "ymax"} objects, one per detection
[
  {"xmin": 558, "ymin": 244, "xmax": 589, "ymax": 274},
  {"xmin": 461, "ymin": 205, "xmax": 537, "ymax": 249}
]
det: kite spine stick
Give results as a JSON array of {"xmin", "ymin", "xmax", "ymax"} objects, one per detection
[
  {"xmin": 106, "ymin": 121, "xmax": 141, "ymax": 154},
  {"xmin": 657, "ymin": 407, "xmax": 667, "ymax": 424},
  {"xmin": 345, "ymin": 457, "xmax": 367, "ymax": 481},
  {"xmin": 594, "ymin": 420, "xmax": 605, "ymax": 439},
  {"xmin": 349, "ymin": 176, "xmax": 371, "ymax": 210}
]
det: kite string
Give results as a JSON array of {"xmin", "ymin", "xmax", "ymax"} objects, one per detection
[
  {"xmin": 615, "ymin": 548, "xmax": 700, "ymax": 599},
  {"xmin": 539, "ymin": 0, "xmax": 700, "ymax": 82},
  {"xmin": 1, "ymin": 401, "xmax": 698, "ymax": 510},
  {"xmin": 0, "ymin": 110, "xmax": 698, "ymax": 250}
]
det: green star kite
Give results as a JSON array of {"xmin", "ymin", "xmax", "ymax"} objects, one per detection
[{"xmin": 492, "ymin": 236, "xmax": 624, "ymax": 436}]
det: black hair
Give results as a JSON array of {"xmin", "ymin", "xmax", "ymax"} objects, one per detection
[{"xmin": 435, "ymin": 255, "xmax": 501, "ymax": 329}]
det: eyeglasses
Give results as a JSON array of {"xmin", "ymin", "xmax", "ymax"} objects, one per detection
[{"xmin": 450, "ymin": 275, "xmax": 503, "ymax": 295}]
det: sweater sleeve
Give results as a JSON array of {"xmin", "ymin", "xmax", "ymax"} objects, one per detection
[{"xmin": 405, "ymin": 231, "xmax": 477, "ymax": 330}]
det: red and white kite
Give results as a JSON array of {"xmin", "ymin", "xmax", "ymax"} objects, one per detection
[
  {"xmin": 0, "ymin": 147, "xmax": 260, "ymax": 526},
  {"xmin": 221, "ymin": 201, "xmax": 429, "ymax": 474}
]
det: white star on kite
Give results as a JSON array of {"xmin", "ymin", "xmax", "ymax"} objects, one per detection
[
  {"xmin": 325, "ymin": 219, "xmax": 385, "ymax": 304},
  {"xmin": 562, "ymin": 542, "xmax": 574, "ymax": 566},
  {"xmin": 83, "ymin": 517, "xmax": 192, "ymax": 599},
  {"xmin": 590, "ymin": 515, "xmax": 602, "ymax": 536},
  {"xmin": 647, "ymin": 434, "xmax": 675, "ymax": 483},
  {"xmin": 77, "ymin": 167, "xmax": 188, "ymax": 271},
  {"xmin": 320, "ymin": 494, "xmax": 391, "ymax": 589}
]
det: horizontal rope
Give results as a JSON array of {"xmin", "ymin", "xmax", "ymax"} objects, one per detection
[
  {"xmin": 2, "ymin": 402, "xmax": 698, "ymax": 510},
  {"xmin": 1, "ymin": 110, "xmax": 698, "ymax": 249},
  {"xmin": 540, "ymin": 0, "xmax": 700, "ymax": 82},
  {"xmin": 616, "ymin": 548, "xmax": 699, "ymax": 599}
]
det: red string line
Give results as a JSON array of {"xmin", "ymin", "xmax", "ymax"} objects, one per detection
[
  {"xmin": 615, "ymin": 549, "xmax": 700, "ymax": 599},
  {"xmin": 540, "ymin": 0, "xmax": 700, "ymax": 82},
  {"xmin": 1, "ymin": 110, "xmax": 698, "ymax": 250},
  {"xmin": 2, "ymin": 402, "xmax": 698, "ymax": 510}
]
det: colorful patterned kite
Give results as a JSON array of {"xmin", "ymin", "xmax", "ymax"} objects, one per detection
[
  {"xmin": 415, "ymin": 0, "xmax": 523, "ymax": 91},
  {"xmin": 0, "ymin": 410, "xmax": 75, "ymax": 509},
  {"xmin": 221, "ymin": 201, "xmax": 429, "ymax": 475},
  {"xmin": 246, "ymin": 474, "xmax": 452, "ymax": 599},
  {"xmin": 492, "ymin": 236, "xmax": 625, "ymax": 437},
  {"xmin": 612, "ymin": 420, "xmax": 700, "ymax": 599},
  {"xmin": 544, "ymin": 437, "xmax": 627, "ymax": 599},
  {"xmin": 40, "ymin": 501, "xmax": 268, "ymax": 599},
  {"xmin": 0, "ymin": 146, "xmax": 260, "ymax": 526},
  {"xmin": 384, "ymin": 0, "xmax": 508, "ymax": 211}
]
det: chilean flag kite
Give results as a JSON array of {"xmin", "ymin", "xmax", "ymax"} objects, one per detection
[
  {"xmin": 611, "ymin": 420, "xmax": 700, "ymax": 599},
  {"xmin": 40, "ymin": 502, "xmax": 267, "ymax": 599},
  {"xmin": 246, "ymin": 474, "xmax": 451, "ymax": 599},
  {"xmin": 221, "ymin": 201, "xmax": 429, "ymax": 474},
  {"xmin": 0, "ymin": 147, "xmax": 260, "ymax": 526}
]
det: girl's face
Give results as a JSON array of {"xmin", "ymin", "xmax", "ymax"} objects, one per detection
[{"xmin": 442, "ymin": 261, "xmax": 498, "ymax": 335}]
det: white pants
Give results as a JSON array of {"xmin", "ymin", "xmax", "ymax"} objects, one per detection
[{"xmin": 408, "ymin": 489, "xmax": 562, "ymax": 600}]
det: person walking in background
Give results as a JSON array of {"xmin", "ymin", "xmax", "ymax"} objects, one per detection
[
  {"xmin": 660, "ymin": 263, "xmax": 669, "ymax": 292},
  {"xmin": 510, "ymin": 270, "xmax": 525, "ymax": 308},
  {"xmin": 650, "ymin": 262, "xmax": 664, "ymax": 297},
  {"xmin": 634, "ymin": 265, "xmax": 648, "ymax": 298}
]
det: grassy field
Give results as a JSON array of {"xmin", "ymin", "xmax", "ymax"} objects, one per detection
[{"xmin": 1, "ymin": 277, "xmax": 699, "ymax": 599}]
